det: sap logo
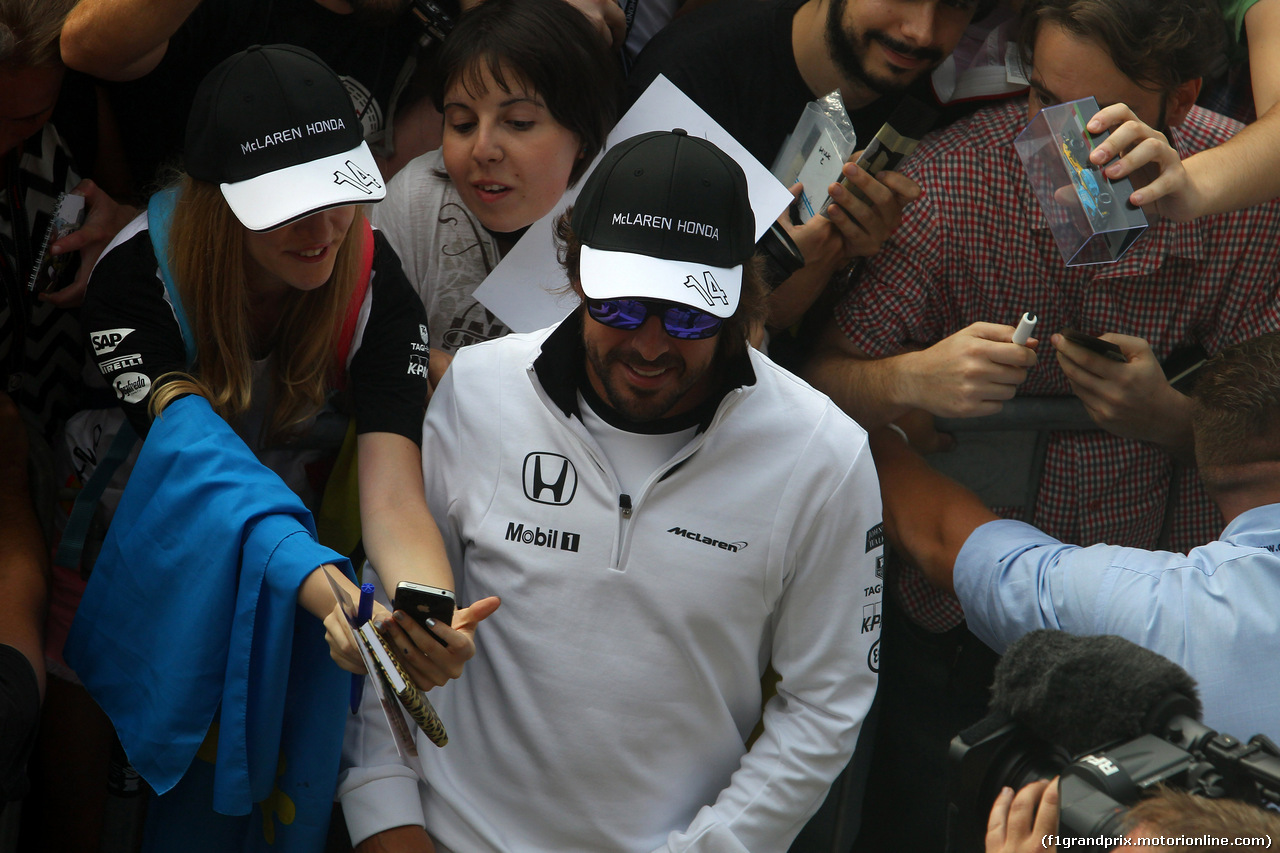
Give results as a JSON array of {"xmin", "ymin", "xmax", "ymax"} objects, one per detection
[
  {"xmin": 91, "ymin": 328, "xmax": 134, "ymax": 355},
  {"xmin": 1080, "ymin": 755, "xmax": 1120, "ymax": 776},
  {"xmin": 522, "ymin": 453, "xmax": 577, "ymax": 506},
  {"xmin": 505, "ymin": 522, "xmax": 581, "ymax": 552},
  {"xmin": 861, "ymin": 601, "xmax": 881, "ymax": 634},
  {"xmin": 333, "ymin": 160, "xmax": 383, "ymax": 195},
  {"xmin": 682, "ymin": 271, "xmax": 728, "ymax": 308}
]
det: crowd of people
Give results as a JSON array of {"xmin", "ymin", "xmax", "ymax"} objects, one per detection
[{"xmin": 2, "ymin": 0, "xmax": 1279, "ymax": 851}]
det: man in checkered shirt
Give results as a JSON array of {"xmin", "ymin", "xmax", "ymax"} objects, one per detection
[{"xmin": 804, "ymin": 0, "xmax": 1280, "ymax": 846}]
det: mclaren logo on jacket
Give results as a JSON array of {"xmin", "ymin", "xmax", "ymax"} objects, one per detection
[
  {"xmin": 667, "ymin": 526, "xmax": 747, "ymax": 553},
  {"xmin": 523, "ymin": 453, "xmax": 577, "ymax": 505}
]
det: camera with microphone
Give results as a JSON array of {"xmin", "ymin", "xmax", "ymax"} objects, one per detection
[{"xmin": 947, "ymin": 631, "xmax": 1280, "ymax": 852}]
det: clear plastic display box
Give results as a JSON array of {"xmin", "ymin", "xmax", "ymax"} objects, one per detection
[{"xmin": 1014, "ymin": 96, "xmax": 1148, "ymax": 266}]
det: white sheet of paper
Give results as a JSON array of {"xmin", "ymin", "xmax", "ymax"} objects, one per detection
[{"xmin": 473, "ymin": 74, "xmax": 795, "ymax": 333}]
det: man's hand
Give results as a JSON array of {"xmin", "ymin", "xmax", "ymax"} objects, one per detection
[
  {"xmin": 354, "ymin": 824, "xmax": 437, "ymax": 853},
  {"xmin": 766, "ymin": 169, "xmax": 921, "ymax": 329},
  {"xmin": 987, "ymin": 779, "xmax": 1059, "ymax": 853},
  {"xmin": 820, "ymin": 159, "xmax": 921, "ymax": 262},
  {"xmin": 43, "ymin": 180, "xmax": 137, "ymax": 308},
  {"xmin": 381, "ymin": 596, "xmax": 501, "ymax": 690},
  {"xmin": 901, "ymin": 322, "xmax": 1038, "ymax": 418},
  {"xmin": 1052, "ymin": 332, "xmax": 1193, "ymax": 454},
  {"xmin": 1085, "ymin": 104, "xmax": 1204, "ymax": 223}
]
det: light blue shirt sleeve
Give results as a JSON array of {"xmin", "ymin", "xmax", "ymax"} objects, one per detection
[
  {"xmin": 953, "ymin": 509, "xmax": 1280, "ymax": 742},
  {"xmin": 953, "ymin": 519, "xmax": 1133, "ymax": 654}
]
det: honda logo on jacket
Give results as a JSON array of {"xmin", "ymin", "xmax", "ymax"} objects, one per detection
[{"xmin": 523, "ymin": 453, "xmax": 578, "ymax": 505}]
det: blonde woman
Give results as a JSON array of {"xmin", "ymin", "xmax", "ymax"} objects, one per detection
[{"xmin": 52, "ymin": 45, "xmax": 491, "ymax": 852}]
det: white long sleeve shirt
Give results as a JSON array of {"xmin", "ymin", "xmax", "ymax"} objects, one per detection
[{"xmin": 338, "ymin": 317, "xmax": 883, "ymax": 852}]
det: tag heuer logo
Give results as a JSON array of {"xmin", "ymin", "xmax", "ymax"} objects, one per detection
[{"xmin": 523, "ymin": 453, "xmax": 577, "ymax": 505}]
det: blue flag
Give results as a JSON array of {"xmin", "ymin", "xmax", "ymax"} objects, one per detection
[{"xmin": 65, "ymin": 395, "xmax": 353, "ymax": 851}]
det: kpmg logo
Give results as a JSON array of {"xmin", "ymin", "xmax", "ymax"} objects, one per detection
[{"xmin": 522, "ymin": 453, "xmax": 577, "ymax": 506}]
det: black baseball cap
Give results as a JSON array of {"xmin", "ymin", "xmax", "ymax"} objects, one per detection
[
  {"xmin": 185, "ymin": 44, "xmax": 385, "ymax": 232},
  {"xmin": 571, "ymin": 129, "xmax": 755, "ymax": 319}
]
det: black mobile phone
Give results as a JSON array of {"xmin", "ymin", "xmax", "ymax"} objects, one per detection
[
  {"xmin": 831, "ymin": 96, "xmax": 939, "ymax": 209},
  {"xmin": 393, "ymin": 582, "xmax": 456, "ymax": 647},
  {"xmin": 1059, "ymin": 327, "xmax": 1126, "ymax": 362}
]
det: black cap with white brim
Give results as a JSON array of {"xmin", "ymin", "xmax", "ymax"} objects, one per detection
[
  {"xmin": 185, "ymin": 44, "xmax": 385, "ymax": 232},
  {"xmin": 571, "ymin": 129, "xmax": 755, "ymax": 319}
]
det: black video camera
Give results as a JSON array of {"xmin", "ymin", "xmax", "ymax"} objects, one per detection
[{"xmin": 946, "ymin": 631, "xmax": 1280, "ymax": 852}]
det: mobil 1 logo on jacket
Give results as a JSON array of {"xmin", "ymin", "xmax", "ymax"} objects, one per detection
[{"xmin": 503, "ymin": 452, "xmax": 583, "ymax": 554}]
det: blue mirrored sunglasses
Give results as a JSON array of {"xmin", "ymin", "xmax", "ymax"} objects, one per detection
[{"xmin": 586, "ymin": 298, "xmax": 723, "ymax": 340}]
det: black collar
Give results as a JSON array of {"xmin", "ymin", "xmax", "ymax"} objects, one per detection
[{"xmin": 532, "ymin": 312, "xmax": 757, "ymax": 435}]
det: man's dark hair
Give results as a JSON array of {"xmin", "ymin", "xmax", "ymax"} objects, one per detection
[
  {"xmin": 1015, "ymin": 0, "xmax": 1224, "ymax": 94},
  {"xmin": 432, "ymin": 0, "xmax": 620, "ymax": 185},
  {"xmin": 1192, "ymin": 333, "xmax": 1280, "ymax": 469},
  {"xmin": 553, "ymin": 208, "xmax": 769, "ymax": 364}
]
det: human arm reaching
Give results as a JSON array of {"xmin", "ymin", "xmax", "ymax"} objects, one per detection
[
  {"xmin": 42, "ymin": 180, "xmax": 137, "ymax": 308},
  {"xmin": 767, "ymin": 162, "xmax": 921, "ymax": 329},
  {"xmin": 867, "ymin": 423, "xmax": 997, "ymax": 596},
  {"xmin": 1083, "ymin": 0, "xmax": 1280, "ymax": 220},
  {"xmin": 59, "ymin": 0, "xmax": 203, "ymax": 81},
  {"xmin": 804, "ymin": 320, "xmax": 1038, "ymax": 429}
]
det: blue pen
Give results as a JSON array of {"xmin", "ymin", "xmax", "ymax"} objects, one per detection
[{"xmin": 350, "ymin": 582, "xmax": 376, "ymax": 713}]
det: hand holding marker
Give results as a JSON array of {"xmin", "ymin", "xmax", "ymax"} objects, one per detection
[{"xmin": 1013, "ymin": 312, "xmax": 1037, "ymax": 347}]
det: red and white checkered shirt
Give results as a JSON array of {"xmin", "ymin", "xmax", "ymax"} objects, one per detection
[{"xmin": 836, "ymin": 100, "xmax": 1280, "ymax": 631}]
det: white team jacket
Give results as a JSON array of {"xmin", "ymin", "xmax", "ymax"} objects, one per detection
[{"xmin": 339, "ymin": 317, "xmax": 884, "ymax": 853}]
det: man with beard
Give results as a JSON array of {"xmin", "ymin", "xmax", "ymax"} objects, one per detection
[
  {"xmin": 58, "ymin": 0, "xmax": 438, "ymax": 197},
  {"xmin": 337, "ymin": 130, "xmax": 883, "ymax": 853},
  {"xmin": 804, "ymin": 0, "xmax": 1280, "ymax": 847},
  {"xmin": 626, "ymin": 0, "xmax": 997, "ymax": 349}
]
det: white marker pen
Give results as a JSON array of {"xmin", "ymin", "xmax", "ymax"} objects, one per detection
[{"xmin": 1012, "ymin": 312, "xmax": 1038, "ymax": 347}]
